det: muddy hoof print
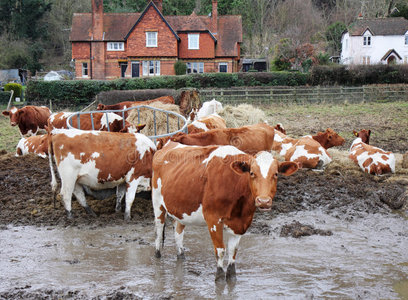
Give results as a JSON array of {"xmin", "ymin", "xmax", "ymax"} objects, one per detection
[
  {"xmin": 215, "ymin": 267, "xmax": 226, "ymax": 282},
  {"xmin": 155, "ymin": 250, "xmax": 161, "ymax": 258}
]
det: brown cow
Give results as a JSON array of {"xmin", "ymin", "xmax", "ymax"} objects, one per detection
[
  {"xmin": 169, "ymin": 123, "xmax": 276, "ymax": 155},
  {"xmin": 48, "ymin": 129, "xmax": 156, "ymax": 220},
  {"xmin": 152, "ymin": 142, "xmax": 298, "ymax": 281},
  {"xmin": 97, "ymin": 95, "xmax": 175, "ymax": 118},
  {"xmin": 47, "ymin": 111, "xmax": 143, "ymax": 133},
  {"xmin": 349, "ymin": 129, "xmax": 395, "ymax": 175},
  {"xmin": 187, "ymin": 113, "xmax": 227, "ymax": 134},
  {"xmin": 16, "ymin": 134, "xmax": 48, "ymax": 158},
  {"xmin": 2, "ymin": 106, "xmax": 51, "ymax": 136}
]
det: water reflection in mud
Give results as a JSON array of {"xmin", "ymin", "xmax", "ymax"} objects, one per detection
[{"xmin": 0, "ymin": 210, "xmax": 407, "ymax": 299}]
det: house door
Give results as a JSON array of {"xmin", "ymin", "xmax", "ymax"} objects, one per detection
[{"xmin": 131, "ymin": 62, "xmax": 139, "ymax": 78}]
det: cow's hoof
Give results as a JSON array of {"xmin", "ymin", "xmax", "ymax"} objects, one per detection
[
  {"xmin": 215, "ymin": 267, "xmax": 225, "ymax": 282},
  {"xmin": 66, "ymin": 210, "xmax": 73, "ymax": 219},
  {"xmin": 124, "ymin": 213, "xmax": 131, "ymax": 221},
  {"xmin": 115, "ymin": 205, "xmax": 122, "ymax": 213},
  {"xmin": 177, "ymin": 252, "xmax": 185, "ymax": 260},
  {"xmin": 155, "ymin": 250, "xmax": 161, "ymax": 258},
  {"xmin": 226, "ymin": 263, "xmax": 236, "ymax": 282},
  {"xmin": 85, "ymin": 206, "xmax": 97, "ymax": 217}
]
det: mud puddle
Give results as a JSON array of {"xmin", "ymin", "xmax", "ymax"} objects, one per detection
[{"xmin": 0, "ymin": 210, "xmax": 407, "ymax": 299}]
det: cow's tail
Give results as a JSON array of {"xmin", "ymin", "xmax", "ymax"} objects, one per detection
[
  {"xmin": 162, "ymin": 222, "xmax": 166, "ymax": 248},
  {"xmin": 46, "ymin": 126, "xmax": 58, "ymax": 208}
]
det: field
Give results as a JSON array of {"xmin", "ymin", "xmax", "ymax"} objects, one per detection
[{"xmin": 0, "ymin": 101, "xmax": 407, "ymax": 299}]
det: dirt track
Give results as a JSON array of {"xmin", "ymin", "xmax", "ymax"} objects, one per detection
[{"xmin": 0, "ymin": 150, "xmax": 406, "ymax": 229}]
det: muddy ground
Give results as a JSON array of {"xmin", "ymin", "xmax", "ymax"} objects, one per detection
[{"xmin": 0, "ymin": 150, "xmax": 407, "ymax": 230}]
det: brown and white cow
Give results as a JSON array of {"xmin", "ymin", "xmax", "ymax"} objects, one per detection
[
  {"xmin": 169, "ymin": 123, "xmax": 276, "ymax": 155},
  {"xmin": 97, "ymin": 95, "xmax": 175, "ymax": 118},
  {"xmin": 2, "ymin": 106, "xmax": 51, "ymax": 136},
  {"xmin": 188, "ymin": 113, "xmax": 227, "ymax": 134},
  {"xmin": 272, "ymin": 128, "xmax": 345, "ymax": 169},
  {"xmin": 48, "ymin": 129, "xmax": 156, "ymax": 220},
  {"xmin": 152, "ymin": 142, "xmax": 298, "ymax": 281},
  {"xmin": 349, "ymin": 129, "xmax": 395, "ymax": 175},
  {"xmin": 47, "ymin": 111, "xmax": 142, "ymax": 133},
  {"xmin": 16, "ymin": 134, "xmax": 48, "ymax": 158}
]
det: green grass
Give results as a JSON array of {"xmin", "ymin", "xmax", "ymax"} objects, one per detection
[{"xmin": 0, "ymin": 107, "xmax": 21, "ymax": 153}]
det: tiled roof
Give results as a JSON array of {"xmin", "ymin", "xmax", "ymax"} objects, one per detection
[
  {"xmin": 348, "ymin": 17, "xmax": 408, "ymax": 36},
  {"xmin": 70, "ymin": 9, "xmax": 242, "ymax": 57}
]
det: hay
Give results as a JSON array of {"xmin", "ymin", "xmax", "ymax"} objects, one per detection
[
  {"xmin": 126, "ymin": 102, "xmax": 183, "ymax": 137},
  {"xmin": 218, "ymin": 104, "xmax": 267, "ymax": 128}
]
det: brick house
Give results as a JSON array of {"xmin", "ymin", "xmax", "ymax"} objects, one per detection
[{"xmin": 70, "ymin": 0, "xmax": 242, "ymax": 80}]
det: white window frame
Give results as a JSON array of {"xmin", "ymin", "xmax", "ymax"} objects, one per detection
[
  {"xmin": 142, "ymin": 60, "xmax": 160, "ymax": 76},
  {"xmin": 188, "ymin": 34, "xmax": 199, "ymax": 50},
  {"xmin": 186, "ymin": 62, "xmax": 204, "ymax": 74},
  {"xmin": 362, "ymin": 56, "xmax": 370, "ymax": 65},
  {"xmin": 363, "ymin": 31, "xmax": 372, "ymax": 47},
  {"xmin": 82, "ymin": 62, "xmax": 88, "ymax": 77},
  {"xmin": 146, "ymin": 32, "xmax": 158, "ymax": 47},
  {"xmin": 405, "ymin": 31, "xmax": 408, "ymax": 46},
  {"xmin": 219, "ymin": 62, "xmax": 228, "ymax": 73},
  {"xmin": 107, "ymin": 42, "xmax": 124, "ymax": 51}
]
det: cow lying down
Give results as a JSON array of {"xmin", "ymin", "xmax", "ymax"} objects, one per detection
[
  {"xmin": 349, "ymin": 129, "xmax": 395, "ymax": 175},
  {"xmin": 48, "ymin": 128, "xmax": 156, "ymax": 220},
  {"xmin": 152, "ymin": 141, "xmax": 298, "ymax": 281}
]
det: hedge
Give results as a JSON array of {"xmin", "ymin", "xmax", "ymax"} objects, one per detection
[
  {"xmin": 4, "ymin": 83, "xmax": 23, "ymax": 101},
  {"xmin": 24, "ymin": 66, "xmax": 408, "ymax": 105},
  {"xmin": 25, "ymin": 72, "xmax": 308, "ymax": 104},
  {"xmin": 0, "ymin": 91, "xmax": 12, "ymax": 104}
]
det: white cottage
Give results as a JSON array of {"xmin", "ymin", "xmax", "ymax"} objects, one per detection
[{"xmin": 341, "ymin": 17, "xmax": 408, "ymax": 65}]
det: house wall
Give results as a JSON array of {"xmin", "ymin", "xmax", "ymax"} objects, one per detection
[
  {"xmin": 178, "ymin": 33, "xmax": 215, "ymax": 59},
  {"xmin": 126, "ymin": 6, "xmax": 178, "ymax": 57},
  {"xmin": 341, "ymin": 32, "xmax": 408, "ymax": 64}
]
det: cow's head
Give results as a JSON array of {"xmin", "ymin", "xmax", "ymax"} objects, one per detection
[
  {"xmin": 314, "ymin": 128, "xmax": 345, "ymax": 149},
  {"xmin": 2, "ymin": 107, "xmax": 21, "ymax": 126},
  {"xmin": 121, "ymin": 123, "xmax": 146, "ymax": 133},
  {"xmin": 231, "ymin": 151, "xmax": 298, "ymax": 211},
  {"xmin": 97, "ymin": 103, "xmax": 106, "ymax": 110},
  {"xmin": 353, "ymin": 129, "xmax": 371, "ymax": 144},
  {"xmin": 274, "ymin": 123, "xmax": 286, "ymax": 135}
]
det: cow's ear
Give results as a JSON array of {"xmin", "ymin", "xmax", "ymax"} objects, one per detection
[
  {"xmin": 2, "ymin": 111, "xmax": 9, "ymax": 116},
  {"xmin": 136, "ymin": 124, "xmax": 146, "ymax": 132},
  {"xmin": 353, "ymin": 130, "xmax": 358, "ymax": 137},
  {"xmin": 278, "ymin": 161, "xmax": 298, "ymax": 176},
  {"xmin": 230, "ymin": 161, "xmax": 250, "ymax": 175}
]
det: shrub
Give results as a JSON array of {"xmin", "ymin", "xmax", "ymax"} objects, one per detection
[
  {"xmin": 174, "ymin": 61, "xmax": 187, "ymax": 75},
  {"xmin": 4, "ymin": 83, "xmax": 23, "ymax": 100},
  {"xmin": 0, "ymin": 91, "xmax": 12, "ymax": 104}
]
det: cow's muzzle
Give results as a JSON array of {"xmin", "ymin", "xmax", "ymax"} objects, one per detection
[
  {"xmin": 10, "ymin": 122, "xmax": 17, "ymax": 126},
  {"xmin": 255, "ymin": 197, "xmax": 272, "ymax": 211}
]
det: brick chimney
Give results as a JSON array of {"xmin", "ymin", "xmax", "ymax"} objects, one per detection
[
  {"xmin": 152, "ymin": 0, "xmax": 163, "ymax": 13},
  {"xmin": 92, "ymin": 0, "xmax": 104, "ymax": 40},
  {"xmin": 212, "ymin": 0, "xmax": 218, "ymax": 34}
]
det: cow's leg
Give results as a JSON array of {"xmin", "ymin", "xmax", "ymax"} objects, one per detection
[
  {"xmin": 225, "ymin": 229, "xmax": 242, "ymax": 282},
  {"xmin": 115, "ymin": 184, "xmax": 126, "ymax": 212},
  {"xmin": 60, "ymin": 177, "xmax": 76, "ymax": 219},
  {"xmin": 73, "ymin": 184, "xmax": 97, "ymax": 217},
  {"xmin": 152, "ymin": 178, "xmax": 166, "ymax": 258},
  {"xmin": 206, "ymin": 220, "xmax": 226, "ymax": 281},
  {"xmin": 124, "ymin": 176, "xmax": 143, "ymax": 221},
  {"xmin": 174, "ymin": 221, "xmax": 185, "ymax": 259}
]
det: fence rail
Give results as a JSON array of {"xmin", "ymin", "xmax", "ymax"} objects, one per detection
[{"xmin": 199, "ymin": 85, "xmax": 408, "ymax": 104}]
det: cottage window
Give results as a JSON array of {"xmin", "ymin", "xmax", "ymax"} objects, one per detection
[
  {"xmin": 405, "ymin": 32, "xmax": 408, "ymax": 45},
  {"xmin": 219, "ymin": 62, "xmax": 228, "ymax": 73},
  {"xmin": 186, "ymin": 62, "xmax": 204, "ymax": 73},
  {"xmin": 362, "ymin": 56, "xmax": 370, "ymax": 65},
  {"xmin": 188, "ymin": 34, "xmax": 199, "ymax": 50},
  {"xmin": 142, "ymin": 60, "xmax": 160, "ymax": 76},
  {"xmin": 82, "ymin": 62, "xmax": 88, "ymax": 77},
  {"xmin": 363, "ymin": 33, "xmax": 371, "ymax": 46},
  {"xmin": 107, "ymin": 42, "xmax": 124, "ymax": 51},
  {"xmin": 146, "ymin": 32, "xmax": 158, "ymax": 47}
]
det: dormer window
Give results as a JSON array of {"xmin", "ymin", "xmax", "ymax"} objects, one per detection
[
  {"xmin": 363, "ymin": 31, "xmax": 372, "ymax": 46},
  {"xmin": 188, "ymin": 34, "xmax": 199, "ymax": 50}
]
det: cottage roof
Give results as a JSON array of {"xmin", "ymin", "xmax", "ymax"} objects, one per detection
[{"xmin": 348, "ymin": 17, "xmax": 408, "ymax": 36}]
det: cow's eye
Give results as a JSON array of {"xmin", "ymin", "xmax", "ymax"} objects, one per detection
[{"xmin": 250, "ymin": 172, "xmax": 255, "ymax": 177}]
